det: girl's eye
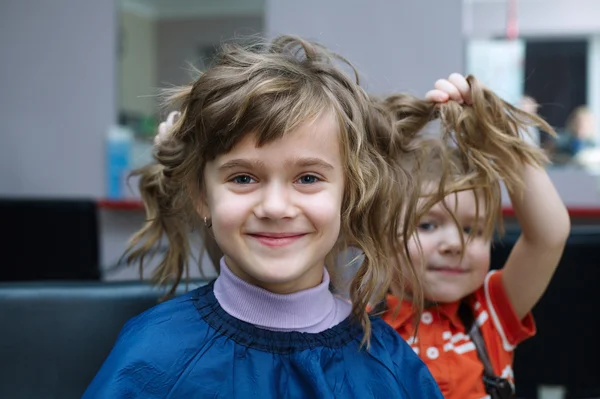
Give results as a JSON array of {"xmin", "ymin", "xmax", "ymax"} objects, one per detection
[
  {"xmin": 296, "ymin": 175, "xmax": 320, "ymax": 184},
  {"xmin": 418, "ymin": 222, "xmax": 436, "ymax": 231},
  {"xmin": 232, "ymin": 175, "xmax": 256, "ymax": 184}
]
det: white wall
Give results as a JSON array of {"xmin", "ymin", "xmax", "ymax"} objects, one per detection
[
  {"xmin": 119, "ymin": 11, "xmax": 157, "ymax": 116},
  {"xmin": 501, "ymin": 167, "xmax": 600, "ymax": 206},
  {"xmin": 266, "ymin": 0, "xmax": 464, "ymax": 97},
  {"xmin": 0, "ymin": 0, "xmax": 117, "ymax": 197}
]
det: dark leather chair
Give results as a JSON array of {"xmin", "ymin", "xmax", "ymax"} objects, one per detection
[
  {"xmin": 491, "ymin": 228, "xmax": 600, "ymax": 399},
  {"xmin": 0, "ymin": 280, "xmax": 207, "ymax": 399}
]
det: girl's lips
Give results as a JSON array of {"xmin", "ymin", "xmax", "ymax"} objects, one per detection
[{"xmin": 248, "ymin": 233, "xmax": 308, "ymax": 247}]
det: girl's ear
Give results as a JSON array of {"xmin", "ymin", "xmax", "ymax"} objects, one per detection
[
  {"xmin": 192, "ymin": 174, "xmax": 210, "ymax": 219},
  {"xmin": 195, "ymin": 189, "xmax": 210, "ymax": 220},
  {"xmin": 194, "ymin": 185, "xmax": 224, "ymax": 270}
]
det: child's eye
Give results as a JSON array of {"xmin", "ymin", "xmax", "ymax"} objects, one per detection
[
  {"xmin": 231, "ymin": 175, "xmax": 256, "ymax": 184},
  {"xmin": 296, "ymin": 174, "xmax": 320, "ymax": 184},
  {"xmin": 418, "ymin": 222, "xmax": 436, "ymax": 231},
  {"xmin": 464, "ymin": 226, "xmax": 483, "ymax": 236}
]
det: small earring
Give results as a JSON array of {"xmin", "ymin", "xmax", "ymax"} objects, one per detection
[{"xmin": 203, "ymin": 216, "xmax": 212, "ymax": 228}]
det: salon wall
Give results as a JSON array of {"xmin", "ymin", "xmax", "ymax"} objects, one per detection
[
  {"xmin": 0, "ymin": 0, "xmax": 116, "ymax": 197},
  {"xmin": 156, "ymin": 15, "xmax": 263, "ymax": 89},
  {"xmin": 266, "ymin": 0, "xmax": 464, "ymax": 97}
]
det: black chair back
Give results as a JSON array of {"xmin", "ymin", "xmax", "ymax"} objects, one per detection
[
  {"xmin": 0, "ymin": 198, "xmax": 100, "ymax": 281},
  {"xmin": 0, "ymin": 280, "xmax": 207, "ymax": 399},
  {"xmin": 491, "ymin": 228, "xmax": 600, "ymax": 399}
]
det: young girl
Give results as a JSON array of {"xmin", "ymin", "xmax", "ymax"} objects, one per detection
[
  {"xmin": 82, "ymin": 36, "xmax": 477, "ymax": 398},
  {"xmin": 380, "ymin": 75, "xmax": 570, "ymax": 398}
]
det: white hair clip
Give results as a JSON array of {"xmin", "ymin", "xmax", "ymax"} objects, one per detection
[{"xmin": 154, "ymin": 111, "xmax": 181, "ymax": 145}]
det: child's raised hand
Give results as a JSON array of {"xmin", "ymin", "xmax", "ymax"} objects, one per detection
[
  {"xmin": 155, "ymin": 111, "xmax": 181, "ymax": 145},
  {"xmin": 425, "ymin": 73, "xmax": 472, "ymax": 105}
]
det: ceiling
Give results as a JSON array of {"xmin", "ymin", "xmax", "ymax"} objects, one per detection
[{"xmin": 120, "ymin": 0, "xmax": 265, "ymax": 19}]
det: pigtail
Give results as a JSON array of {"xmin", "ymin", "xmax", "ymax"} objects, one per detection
[
  {"xmin": 354, "ymin": 96, "xmax": 440, "ymax": 335},
  {"xmin": 441, "ymin": 75, "xmax": 552, "ymax": 193},
  {"xmin": 384, "ymin": 75, "xmax": 553, "ymax": 238},
  {"xmin": 124, "ymin": 164, "xmax": 190, "ymax": 297},
  {"xmin": 440, "ymin": 76, "xmax": 553, "ymax": 238},
  {"xmin": 124, "ymin": 84, "xmax": 208, "ymax": 298}
]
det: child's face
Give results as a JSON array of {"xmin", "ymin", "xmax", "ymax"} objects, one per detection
[
  {"xmin": 408, "ymin": 190, "xmax": 491, "ymax": 303},
  {"xmin": 202, "ymin": 111, "xmax": 345, "ymax": 294}
]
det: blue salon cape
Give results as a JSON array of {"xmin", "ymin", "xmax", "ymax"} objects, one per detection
[{"xmin": 83, "ymin": 282, "xmax": 442, "ymax": 398}]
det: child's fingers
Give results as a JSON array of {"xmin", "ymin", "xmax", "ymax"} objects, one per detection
[
  {"xmin": 448, "ymin": 73, "xmax": 472, "ymax": 105},
  {"xmin": 425, "ymin": 89, "xmax": 450, "ymax": 104},
  {"xmin": 434, "ymin": 79, "xmax": 464, "ymax": 104}
]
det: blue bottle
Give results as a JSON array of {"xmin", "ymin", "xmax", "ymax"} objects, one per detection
[{"xmin": 106, "ymin": 125, "xmax": 133, "ymax": 199}]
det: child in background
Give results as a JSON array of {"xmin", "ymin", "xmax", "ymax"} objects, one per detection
[
  {"xmin": 380, "ymin": 74, "xmax": 570, "ymax": 398},
  {"xmin": 83, "ymin": 35, "xmax": 470, "ymax": 398}
]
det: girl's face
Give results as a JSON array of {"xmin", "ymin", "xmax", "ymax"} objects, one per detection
[
  {"xmin": 202, "ymin": 111, "xmax": 345, "ymax": 294},
  {"xmin": 408, "ymin": 190, "xmax": 491, "ymax": 303}
]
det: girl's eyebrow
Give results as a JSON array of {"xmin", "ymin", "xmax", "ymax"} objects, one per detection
[
  {"xmin": 285, "ymin": 157, "xmax": 334, "ymax": 171},
  {"xmin": 218, "ymin": 157, "xmax": 335, "ymax": 172},
  {"xmin": 218, "ymin": 159, "xmax": 265, "ymax": 172}
]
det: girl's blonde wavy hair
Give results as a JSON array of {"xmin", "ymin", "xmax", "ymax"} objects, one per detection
[{"xmin": 124, "ymin": 35, "xmax": 553, "ymax": 344}]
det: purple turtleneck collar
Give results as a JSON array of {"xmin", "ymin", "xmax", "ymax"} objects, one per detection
[{"xmin": 213, "ymin": 258, "xmax": 351, "ymax": 333}]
